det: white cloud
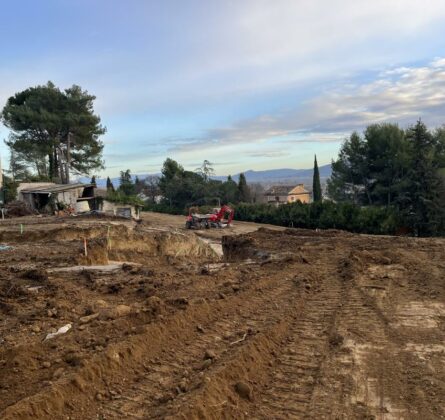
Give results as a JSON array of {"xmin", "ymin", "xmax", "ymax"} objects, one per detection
[
  {"xmin": 2, "ymin": 1, "xmax": 445, "ymax": 175},
  {"xmin": 170, "ymin": 57, "xmax": 445, "ymax": 154}
]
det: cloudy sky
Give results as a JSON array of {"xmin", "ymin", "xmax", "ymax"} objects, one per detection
[{"xmin": 1, "ymin": 0, "xmax": 445, "ymax": 177}]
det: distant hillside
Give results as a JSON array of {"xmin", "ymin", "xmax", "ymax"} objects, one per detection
[
  {"xmin": 81, "ymin": 164, "xmax": 332, "ymax": 189},
  {"xmin": 214, "ymin": 164, "xmax": 332, "ymax": 186}
]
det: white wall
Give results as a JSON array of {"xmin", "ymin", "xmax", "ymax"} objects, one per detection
[{"xmin": 101, "ymin": 200, "xmax": 138, "ymax": 219}]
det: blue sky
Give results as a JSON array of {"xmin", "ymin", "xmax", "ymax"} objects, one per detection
[{"xmin": 1, "ymin": 0, "xmax": 445, "ymax": 177}]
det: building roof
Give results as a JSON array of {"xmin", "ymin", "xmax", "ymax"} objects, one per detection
[
  {"xmin": 20, "ymin": 183, "xmax": 94, "ymax": 194},
  {"xmin": 288, "ymin": 184, "xmax": 310, "ymax": 195},
  {"xmin": 264, "ymin": 184, "xmax": 310, "ymax": 196},
  {"xmin": 264, "ymin": 185, "xmax": 296, "ymax": 195}
]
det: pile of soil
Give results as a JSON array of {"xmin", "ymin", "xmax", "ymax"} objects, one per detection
[
  {"xmin": 4, "ymin": 201, "xmax": 38, "ymax": 218},
  {"xmin": 0, "ymin": 215, "xmax": 444, "ymax": 419}
]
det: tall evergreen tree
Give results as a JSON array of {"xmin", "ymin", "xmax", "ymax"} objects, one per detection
[
  {"xmin": 90, "ymin": 175, "xmax": 97, "ymax": 186},
  {"xmin": 327, "ymin": 132, "xmax": 370, "ymax": 204},
  {"xmin": 312, "ymin": 155, "xmax": 322, "ymax": 202},
  {"xmin": 238, "ymin": 173, "xmax": 250, "ymax": 202},
  {"xmin": 221, "ymin": 175, "xmax": 238, "ymax": 204},
  {"xmin": 106, "ymin": 176, "xmax": 115, "ymax": 192},
  {"xmin": 400, "ymin": 120, "xmax": 444, "ymax": 235},
  {"xmin": 119, "ymin": 169, "xmax": 136, "ymax": 196},
  {"xmin": 364, "ymin": 123, "xmax": 409, "ymax": 206}
]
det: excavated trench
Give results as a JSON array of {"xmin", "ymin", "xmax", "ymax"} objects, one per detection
[
  {"xmin": 0, "ymin": 222, "xmax": 224, "ymax": 419},
  {"xmin": 2, "ymin": 221, "xmax": 444, "ymax": 420},
  {"xmin": 78, "ymin": 228, "xmax": 220, "ymax": 266},
  {"xmin": 0, "ymin": 222, "xmax": 220, "ymax": 266}
]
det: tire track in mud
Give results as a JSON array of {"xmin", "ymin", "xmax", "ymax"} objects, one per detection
[
  {"xmin": 140, "ymin": 254, "xmax": 349, "ymax": 420},
  {"xmin": 96, "ymin": 266, "xmax": 301, "ymax": 419},
  {"xmin": 247, "ymin": 260, "xmax": 346, "ymax": 419},
  {"xmin": 2, "ymin": 265, "xmax": 297, "ymax": 420},
  {"xmin": 305, "ymin": 258, "xmax": 409, "ymax": 419}
]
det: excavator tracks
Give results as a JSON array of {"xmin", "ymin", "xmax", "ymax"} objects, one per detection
[{"xmin": 1, "ymin": 222, "xmax": 444, "ymax": 420}]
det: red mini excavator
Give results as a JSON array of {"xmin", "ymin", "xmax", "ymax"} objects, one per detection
[{"xmin": 185, "ymin": 204, "xmax": 234, "ymax": 229}]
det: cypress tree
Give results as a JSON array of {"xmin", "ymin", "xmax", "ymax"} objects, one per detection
[
  {"xmin": 312, "ymin": 155, "xmax": 322, "ymax": 202},
  {"xmin": 90, "ymin": 175, "xmax": 97, "ymax": 186},
  {"xmin": 106, "ymin": 176, "xmax": 115, "ymax": 192},
  {"xmin": 238, "ymin": 173, "xmax": 250, "ymax": 203}
]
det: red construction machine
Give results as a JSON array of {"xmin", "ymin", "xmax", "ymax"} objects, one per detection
[{"xmin": 185, "ymin": 204, "xmax": 234, "ymax": 229}]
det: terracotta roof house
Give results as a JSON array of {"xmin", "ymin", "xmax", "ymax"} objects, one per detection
[{"xmin": 264, "ymin": 184, "xmax": 311, "ymax": 206}]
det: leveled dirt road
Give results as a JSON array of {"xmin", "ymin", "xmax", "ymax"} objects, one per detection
[{"xmin": 0, "ymin": 213, "xmax": 444, "ymax": 419}]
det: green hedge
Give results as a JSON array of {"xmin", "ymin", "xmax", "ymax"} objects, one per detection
[
  {"xmin": 234, "ymin": 202, "xmax": 401, "ymax": 235},
  {"xmin": 143, "ymin": 201, "xmax": 402, "ymax": 235},
  {"xmin": 106, "ymin": 191, "xmax": 145, "ymax": 207}
]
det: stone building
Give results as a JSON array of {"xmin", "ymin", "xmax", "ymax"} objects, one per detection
[
  {"xmin": 17, "ymin": 183, "xmax": 96, "ymax": 212},
  {"xmin": 264, "ymin": 184, "xmax": 311, "ymax": 206}
]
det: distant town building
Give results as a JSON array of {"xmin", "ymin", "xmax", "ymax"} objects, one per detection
[{"xmin": 264, "ymin": 184, "xmax": 311, "ymax": 206}]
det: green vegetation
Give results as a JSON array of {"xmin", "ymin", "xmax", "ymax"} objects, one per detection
[
  {"xmin": 105, "ymin": 190, "xmax": 144, "ymax": 207},
  {"xmin": 148, "ymin": 119, "xmax": 444, "ymax": 236},
  {"xmin": 327, "ymin": 120, "xmax": 445, "ymax": 236},
  {"xmin": 2, "ymin": 85, "xmax": 443, "ymax": 237},
  {"xmin": 118, "ymin": 169, "xmax": 136, "ymax": 196},
  {"xmin": 1, "ymin": 174, "xmax": 18, "ymax": 204},
  {"xmin": 106, "ymin": 176, "xmax": 115, "ymax": 192},
  {"xmin": 1, "ymin": 82, "xmax": 105, "ymax": 183},
  {"xmin": 157, "ymin": 158, "xmax": 248, "ymax": 210},
  {"xmin": 103, "ymin": 169, "xmax": 143, "ymax": 206},
  {"xmin": 235, "ymin": 201, "xmax": 399, "ymax": 235},
  {"xmin": 312, "ymin": 155, "xmax": 322, "ymax": 202},
  {"xmin": 237, "ymin": 173, "xmax": 250, "ymax": 203}
]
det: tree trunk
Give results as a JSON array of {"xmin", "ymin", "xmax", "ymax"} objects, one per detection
[
  {"xmin": 48, "ymin": 153, "xmax": 54, "ymax": 179},
  {"xmin": 53, "ymin": 149, "xmax": 59, "ymax": 181},
  {"xmin": 66, "ymin": 132, "xmax": 71, "ymax": 184}
]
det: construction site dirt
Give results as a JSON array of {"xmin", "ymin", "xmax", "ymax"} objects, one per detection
[{"xmin": 0, "ymin": 212, "xmax": 444, "ymax": 419}]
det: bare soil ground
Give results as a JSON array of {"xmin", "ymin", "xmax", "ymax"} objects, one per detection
[{"xmin": 0, "ymin": 212, "xmax": 444, "ymax": 419}]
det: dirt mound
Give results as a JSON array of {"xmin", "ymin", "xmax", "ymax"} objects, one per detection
[
  {"xmin": 0, "ymin": 217, "xmax": 444, "ymax": 419},
  {"xmin": 5, "ymin": 201, "xmax": 37, "ymax": 218}
]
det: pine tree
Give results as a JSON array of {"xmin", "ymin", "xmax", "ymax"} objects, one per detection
[
  {"xmin": 402, "ymin": 120, "xmax": 443, "ymax": 235},
  {"xmin": 312, "ymin": 155, "xmax": 322, "ymax": 202},
  {"xmin": 119, "ymin": 169, "xmax": 136, "ymax": 196},
  {"xmin": 90, "ymin": 175, "xmax": 97, "ymax": 186},
  {"xmin": 221, "ymin": 175, "xmax": 238, "ymax": 204},
  {"xmin": 2, "ymin": 82, "xmax": 105, "ymax": 181},
  {"xmin": 106, "ymin": 176, "xmax": 115, "ymax": 192},
  {"xmin": 238, "ymin": 173, "xmax": 250, "ymax": 202}
]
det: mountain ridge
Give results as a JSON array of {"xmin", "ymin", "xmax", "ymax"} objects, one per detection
[{"xmin": 81, "ymin": 164, "xmax": 332, "ymax": 188}]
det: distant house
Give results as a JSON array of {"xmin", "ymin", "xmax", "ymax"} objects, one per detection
[
  {"xmin": 264, "ymin": 184, "xmax": 311, "ymax": 206},
  {"xmin": 17, "ymin": 183, "xmax": 96, "ymax": 212}
]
